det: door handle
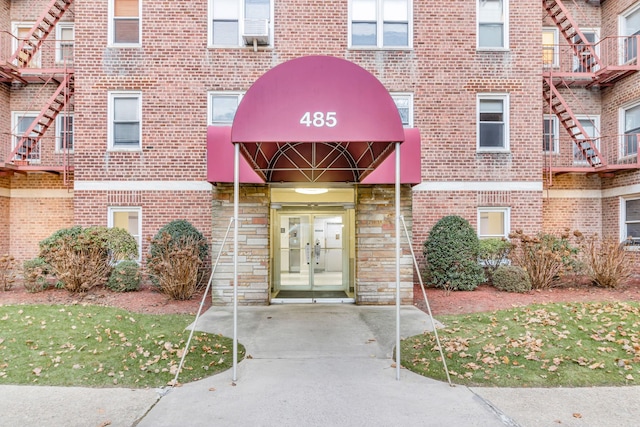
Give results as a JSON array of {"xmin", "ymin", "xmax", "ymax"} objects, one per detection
[
  {"xmin": 305, "ymin": 242, "xmax": 310, "ymax": 265},
  {"xmin": 314, "ymin": 241, "xmax": 321, "ymax": 264}
]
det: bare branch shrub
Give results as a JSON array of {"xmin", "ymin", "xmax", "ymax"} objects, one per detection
[
  {"xmin": 508, "ymin": 229, "xmax": 579, "ymax": 289},
  {"xmin": 576, "ymin": 233, "xmax": 632, "ymax": 288},
  {"xmin": 0, "ymin": 254, "xmax": 17, "ymax": 291},
  {"xmin": 147, "ymin": 232, "xmax": 202, "ymax": 300}
]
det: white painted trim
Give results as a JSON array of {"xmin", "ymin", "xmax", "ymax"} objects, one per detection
[
  {"xmin": 545, "ymin": 189, "xmax": 602, "ymax": 199},
  {"xmin": 412, "ymin": 181, "xmax": 542, "ymax": 192},
  {"xmin": 9, "ymin": 189, "xmax": 73, "ymax": 198},
  {"xmin": 108, "ymin": 91, "xmax": 142, "ymax": 151},
  {"xmin": 74, "ymin": 181, "xmax": 213, "ymax": 191},
  {"xmin": 108, "ymin": 0, "xmax": 142, "ymax": 47},
  {"xmin": 603, "ymin": 184, "xmax": 640, "ymax": 199}
]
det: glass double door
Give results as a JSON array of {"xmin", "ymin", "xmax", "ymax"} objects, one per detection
[{"xmin": 275, "ymin": 210, "xmax": 347, "ymax": 292}]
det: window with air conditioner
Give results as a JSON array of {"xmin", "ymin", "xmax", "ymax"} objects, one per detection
[
  {"xmin": 209, "ymin": 0, "xmax": 272, "ymax": 47},
  {"xmin": 109, "ymin": 0, "xmax": 141, "ymax": 46},
  {"xmin": 349, "ymin": 0, "xmax": 412, "ymax": 49}
]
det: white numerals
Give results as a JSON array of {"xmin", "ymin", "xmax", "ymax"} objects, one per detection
[{"xmin": 300, "ymin": 112, "xmax": 337, "ymax": 128}]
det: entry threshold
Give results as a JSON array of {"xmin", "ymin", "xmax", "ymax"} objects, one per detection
[{"xmin": 271, "ymin": 290, "xmax": 355, "ymax": 304}]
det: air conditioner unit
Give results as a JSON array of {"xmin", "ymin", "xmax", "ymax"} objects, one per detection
[{"xmin": 242, "ymin": 19, "xmax": 269, "ymax": 46}]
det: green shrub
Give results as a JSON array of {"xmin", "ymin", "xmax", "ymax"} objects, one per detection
[
  {"xmin": 492, "ymin": 265, "xmax": 532, "ymax": 293},
  {"xmin": 22, "ymin": 257, "xmax": 51, "ymax": 293},
  {"xmin": 478, "ymin": 238, "xmax": 512, "ymax": 284},
  {"xmin": 39, "ymin": 226, "xmax": 138, "ymax": 293},
  {"xmin": 423, "ymin": 215, "xmax": 485, "ymax": 292},
  {"xmin": 107, "ymin": 260, "xmax": 141, "ymax": 292},
  {"xmin": 147, "ymin": 232, "xmax": 202, "ymax": 300}
]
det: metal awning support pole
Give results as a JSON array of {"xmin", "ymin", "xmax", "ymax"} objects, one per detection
[
  {"xmin": 233, "ymin": 142, "xmax": 239, "ymax": 382},
  {"xmin": 395, "ymin": 141, "xmax": 401, "ymax": 381}
]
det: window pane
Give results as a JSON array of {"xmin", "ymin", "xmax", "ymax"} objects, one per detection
[
  {"xmin": 479, "ymin": 24, "xmax": 503, "ymax": 48},
  {"xmin": 114, "ymin": 97, "xmax": 138, "ymax": 121},
  {"xmin": 625, "ymin": 8, "xmax": 640, "ymax": 36},
  {"xmin": 246, "ymin": 0, "xmax": 269, "ymax": 20},
  {"xmin": 353, "ymin": 0, "xmax": 376, "ymax": 21},
  {"xmin": 480, "ymin": 211, "xmax": 505, "ymax": 237},
  {"xmin": 352, "ymin": 22, "xmax": 377, "ymax": 46},
  {"xmin": 626, "ymin": 105, "xmax": 640, "ymax": 132},
  {"xmin": 543, "ymin": 118, "xmax": 555, "ymax": 152},
  {"xmin": 59, "ymin": 116, "xmax": 73, "ymax": 150},
  {"xmin": 212, "ymin": 96, "xmax": 239, "ymax": 123},
  {"xmin": 479, "ymin": 0, "xmax": 503, "ymax": 22},
  {"xmin": 213, "ymin": 0, "xmax": 239, "ymax": 19},
  {"xmin": 60, "ymin": 27, "xmax": 73, "ymax": 41},
  {"xmin": 480, "ymin": 99, "xmax": 503, "ymax": 114},
  {"xmin": 115, "ymin": 0, "xmax": 139, "ymax": 17},
  {"xmin": 114, "ymin": 19, "xmax": 139, "ymax": 43},
  {"xmin": 114, "ymin": 123, "xmax": 139, "ymax": 144},
  {"xmin": 213, "ymin": 20, "xmax": 239, "ymax": 45},
  {"xmin": 627, "ymin": 199, "xmax": 640, "ymax": 222},
  {"xmin": 627, "ymin": 223, "xmax": 640, "ymax": 239},
  {"xmin": 542, "ymin": 30, "xmax": 555, "ymax": 65},
  {"xmin": 480, "ymin": 123, "xmax": 504, "ymax": 147},
  {"xmin": 383, "ymin": 0, "xmax": 408, "ymax": 21},
  {"xmin": 383, "ymin": 22, "xmax": 408, "ymax": 46},
  {"xmin": 18, "ymin": 116, "xmax": 36, "ymax": 135}
]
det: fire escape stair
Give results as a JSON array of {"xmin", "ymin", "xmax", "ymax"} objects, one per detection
[
  {"xmin": 543, "ymin": 78, "xmax": 604, "ymax": 170},
  {"xmin": 5, "ymin": 73, "xmax": 74, "ymax": 164},
  {"xmin": 7, "ymin": 0, "xmax": 73, "ymax": 69}
]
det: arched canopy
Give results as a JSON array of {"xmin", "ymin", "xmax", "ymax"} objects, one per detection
[{"xmin": 232, "ymin": 56, "xmax": 404, "ymax": 183}]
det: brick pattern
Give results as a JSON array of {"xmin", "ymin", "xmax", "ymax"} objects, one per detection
[{"xmin": 356, "ymin": 185, "xmax": 414, "ymax": 305}]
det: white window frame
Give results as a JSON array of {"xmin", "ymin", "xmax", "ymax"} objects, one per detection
[
  {"xmin": 208, "ymin": 0, "xmax": 274, "ymax": 48},
  {"xmin": 619, "ymin": 100, "xmax": 640, "ymax": 158},
  {"xmin": 573, "ymin": 115, "xmax": 600, "ymax": 164},
  {"xmin": 478, "ymin": 207, "xmax": 510, "ymax": 239},
  {"xmin": 477, "ymin": 93, "xmax": 510, "ymax": 152},
  {"xmin": 55, "ymin": 113, "xmax": 74, "ymax": 153},
  {"xmin": 348, "ymin": 0, "xmax": 413, "ymax": 49},
  {"xmin": 12, "ymin": 22, "xmax": 41, "ymax": 68},
  {"xmin": 55, "ymin": 22, "xmax": 74, "ymax": 63},
  {"xmin": 11, "ymin": 111, "xmax": 41, "ymax": 162},
  {"xmin": 543, "ymin": 27, "xmax": 559, "ymax": 68},
  {"xmin": 108, "ymin": 207, "xmax": 143, "ymax": 261},
  {"xmin": 543, "ymin": 114, "xmax": 559, "ymax": 153},
  {"xmin": 619, "ymin": 2, "xmax": 640, "ymax": 64},
  {"xmin": 391, "ymin": 93, "xmax": 414, "ymax": 127},
  {"xmin": 207, "ymin": 91, "xmax": 244, "ymax": 125},
  {"xmin": 108, "ymin": 91, "xmax": 142, "ymax": 151},
  {"xmin": 477, "ymin": 0, "xmax": 509, "ymax": 50},
  {"xmin": 108, "ymin": 0, "xmax": 142, "ymax": 47},
  {"xmin": 572, "ymin": 28, "xmax": 599, "ymax": 72}
]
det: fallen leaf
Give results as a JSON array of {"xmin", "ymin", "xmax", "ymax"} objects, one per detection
[
  {"xmin": 573, "ymin": 413, "xmax": 582, "ymax": 419},
  {"xmin": 32, "ymin": 367, "xmax": 42, "ymax": 376}
]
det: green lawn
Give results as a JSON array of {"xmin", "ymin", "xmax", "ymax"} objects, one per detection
[
  {"xmin": 402, "ymin": 301, "xmax": 640, "ymax": 387},
  {"xmin": 0, "ymin": 304, "xmax": 244, "ymax": 388}
]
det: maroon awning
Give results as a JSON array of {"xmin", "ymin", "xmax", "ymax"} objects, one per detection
[{"xmin": 207, "ymin": 55, "xmax": 421, "ymax": 184}]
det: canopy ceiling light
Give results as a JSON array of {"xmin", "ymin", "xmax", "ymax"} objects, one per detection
[{"xmin": 295, "ymin": 188, "xmax": 328, "ymax": 195}]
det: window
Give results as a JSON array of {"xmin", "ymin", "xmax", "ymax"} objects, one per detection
[
  {"xmin": 542, "ymin": 27, "xmax": 558, "ymax": 67},
  {"xmin": 208, "ymin": 92, "xmax": 244, "ymax": 124},
  {"xmin": 349, "ymin": 0, "xmax": 411, "ymax": 48},
  {"xmin": 622, "ymin": 102, "xmax": 640, "ymax": 157},
  {"xmin": 12, "ymin": 23, "xmax": 41, "ymax": 68},
  {"xmin": 478, "ymin": 208, "xmax": 509, "ymax": 239},
  {"xmin": 11, "ymin": 111, "xmax": 40, "ymax": 162},
  {"xmin": 109, "ymin": 0, "xmax": 141, "ymax": 45},
  {"xmin": 56, "ymin": 114, "xmax": 73, "ymax": 152},
  {"xmin": 56, "ymin": 23, "xmax": 74, "ymax": 63},
  {"xmin": 477, "ymin": 0, "xmax": 508, "ymax": 49},
  {"xmin": 391, "ymin": 93, "xmax": 413, "ymax": 127},
  {"xmin": 108, "ymin": 207, "xmax": 142, "ymax": 261},
  {"xmin": 621, "ymin": 3, "xmax": 640, "ymax": 63},
  {"xmin": 622, "ymin": 198, "xmax": 640, "ymax": 246},
  {"xmin": 108, "ymin": 92, "xmax": 141, "ymax": 150},
  {"xmin": 478, "ymin": 94, "xmax": 509, "ymax": 151},
  {"xmin": 209, "ymin": 0, "xmax": 272, "ymax": 47},
  {"xmin": 573, "ymin": 29, "xmax": 599, "ymax": 72},
  {"xmin": 574, "ymin": 116, "xmax": 599, "ymax": 164},
  {"xmin": 543, "ymin": 115, "xmax": 558, "ymax": 153}
]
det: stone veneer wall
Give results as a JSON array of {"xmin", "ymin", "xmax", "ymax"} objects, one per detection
[
  {"xmin": 356, "ymin": 185, "xmax": 413, "ymax": 305},
  {"xmin": 211, "ymin": 184, "xmax": 270, "ymax": 305}
]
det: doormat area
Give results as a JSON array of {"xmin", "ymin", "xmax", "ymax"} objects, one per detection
[{"xmin": 275, "ymin": 290, "xmax": 349, "ymax": 299}]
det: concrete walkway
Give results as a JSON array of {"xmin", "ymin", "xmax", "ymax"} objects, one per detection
[{"xmin": 1, "ymin": 305, "xmax": 639, "ymax": 426}]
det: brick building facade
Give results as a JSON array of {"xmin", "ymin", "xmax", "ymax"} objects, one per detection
[{"xmin": 1, "ymin": 0, "xmax": 639, "ymax": 305}]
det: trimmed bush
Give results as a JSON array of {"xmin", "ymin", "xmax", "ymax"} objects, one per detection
[
  {"xmin": 39, "ymin": 226, "xmax": 138, "ymax": 293},
  {"xmin": 423, "ymin": 215, "xmax": 485, "ymax": 292},
  {"xmin": 492, "ymin": 265, "xmax": 532, "ymax": 293},
  {"xmin": 107, "ymin": 260, "xmax": 141, "ymax": 292},
  {"xmin": 478, "ymin": 238, "xmax": 512, "ymax": 284},
  {"xmin": 147, "ymin": 220, "xmax": 209, "ymax": 300},
  {"xmin": 22, "ymin": 257, "xmax": 51, "ymax": 293}
]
